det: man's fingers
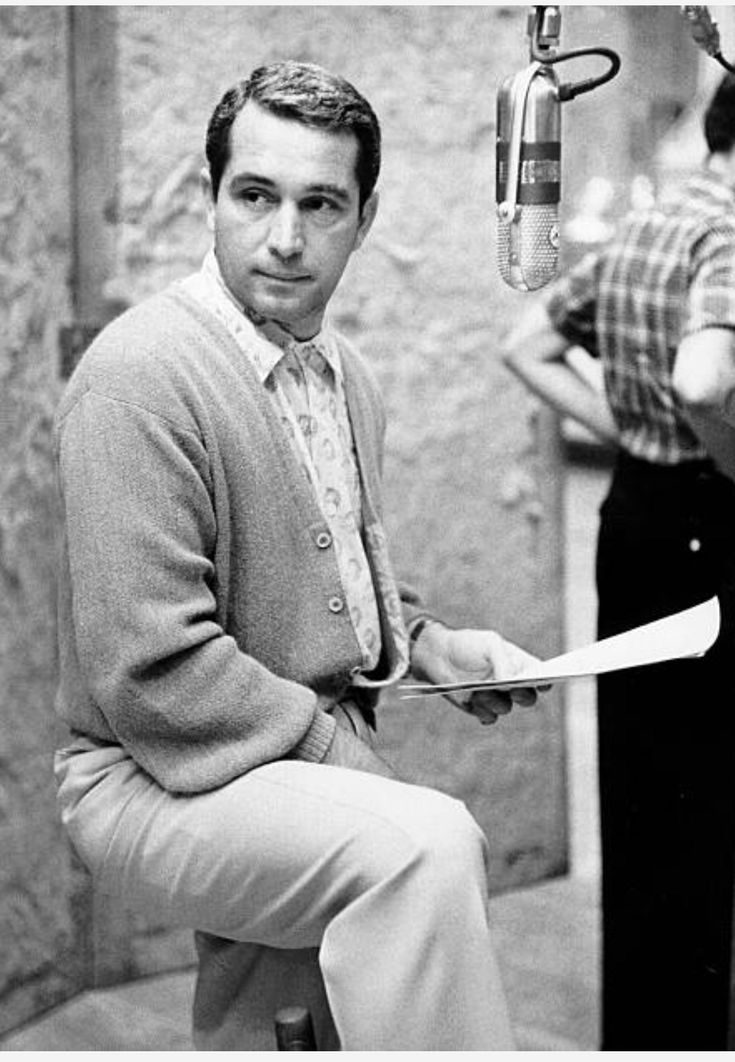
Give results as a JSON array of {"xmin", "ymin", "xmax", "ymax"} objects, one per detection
[
  {"xmin": 469, "ymin": 690, "xmax": 513, "ymax": 717},
  {"xmin": 509, "ymin": 686, "xmax": 539, "ymax": 707},
  {"xmin": 473, "ymin": 706, "xmax": 500, "ymax": 726},
  {"xmin": 468, "ymin": 685, "xmax": 542, "ymax": 720}
]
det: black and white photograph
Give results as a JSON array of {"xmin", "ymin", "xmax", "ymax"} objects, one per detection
[{"xmin": 2, "ymin": 3, "xmax": 735, "ymax": 1053}]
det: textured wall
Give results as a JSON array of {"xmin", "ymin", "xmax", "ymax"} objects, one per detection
[
  {"xmin": 0, "ymin": 6, "xmax": 82, "ymax": 1031},
  {"xmin": 0, "ymin": 8, "xmax": 196, "ymax": 1037},
  {"xmin": 115, "ymin": 4, "xmax": 569, "ymax": 891}
]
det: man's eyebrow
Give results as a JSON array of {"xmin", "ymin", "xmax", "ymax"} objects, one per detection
[
  {"xmin": 306, "ymin": 183, "xmax": 351, "ymax": 203},
  {"xmin": 228, "ymin": 172, "xmax": 276, "ymax": 189}
]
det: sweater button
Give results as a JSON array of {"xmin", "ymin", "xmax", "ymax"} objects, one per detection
[
  {"xmin": 328, "ymin": 595, "xmax": 344, "ymax": 613},
  {"xmin": 316, "ymin": 530, "xmax": 332, "ymax": 549}
]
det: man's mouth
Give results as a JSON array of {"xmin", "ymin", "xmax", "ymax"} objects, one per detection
[{"xmin": 257, "ymin": 270, "xmax": 311, "ymax": 284}]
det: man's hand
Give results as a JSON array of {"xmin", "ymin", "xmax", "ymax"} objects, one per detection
[{"xmin": 411, "ymin": 622, "xmax": 547, "ymax": 725}]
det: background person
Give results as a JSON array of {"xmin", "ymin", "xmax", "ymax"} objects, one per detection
[
  {"xmin": 53, "ymin": 61, "xmax": 542, "ymax": 1051},
  {"xmin": 502, "ymin": 73, "xmax": 735, "ymax": 1050}
]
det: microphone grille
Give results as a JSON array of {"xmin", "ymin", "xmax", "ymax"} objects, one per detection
[{"xmin": 497, "ymin": 204, "xmax": 560, "ymax": 292}]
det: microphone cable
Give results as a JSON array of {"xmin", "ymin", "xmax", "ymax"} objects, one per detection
[{"xmin": 528, "ymin": 6, "xmax": 621, "ymax": 103}]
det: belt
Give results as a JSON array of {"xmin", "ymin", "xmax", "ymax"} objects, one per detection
[{"xmin": 616, "ymin": 451, "xmax": 716, "ymax": 480}]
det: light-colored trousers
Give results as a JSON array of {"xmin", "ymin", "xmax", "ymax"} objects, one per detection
[{"xmin": 54, "ymin": 733, "xmax": 514, "ymax": 1051}]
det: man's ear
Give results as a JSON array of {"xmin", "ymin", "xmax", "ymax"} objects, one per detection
[
  {"xmin": 354, "ymin": 190, "xmax": 379, "ymax": 250},
  {"xmin": 200, "ymin": 167, "xmax": 216, "ymax": 233}
]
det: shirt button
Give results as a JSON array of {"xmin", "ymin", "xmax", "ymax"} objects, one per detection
[
  {"xmin": 689, "ymin": 538, "xmax": 701, "ymax": 553},
  {"xmin": 328, "ymin": 595, "xmax": 344, "ymax": 613},
  {"xmin": 316, "ymin": 530, "xmax": 332, "ymax": 549}
]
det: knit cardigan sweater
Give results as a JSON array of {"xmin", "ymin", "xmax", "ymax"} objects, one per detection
[{"xmin": 53, "ymin": 284, "xmax": 421, "ymax": 793}]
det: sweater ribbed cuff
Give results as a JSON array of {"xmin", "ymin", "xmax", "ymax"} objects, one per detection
[{"xmin": 290, "ymin": 709, "xmax": 337, "ymax": 763}]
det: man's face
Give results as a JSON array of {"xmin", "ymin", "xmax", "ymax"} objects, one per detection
[{"xmin": 203, "ymin": 101, "xmax": 377, "ymax": 339}]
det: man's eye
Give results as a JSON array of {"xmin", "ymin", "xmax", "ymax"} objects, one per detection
[
  {"xmin": 301, "ymin": 199, "xmax": 342, "ymax": 224},
  {"xmin": 304, "ymin": 197, "xmax": 340, "ymax": 216},
  {"xmin": 240, "ymin": 190, "xmax": 272, "ymax": 209}
]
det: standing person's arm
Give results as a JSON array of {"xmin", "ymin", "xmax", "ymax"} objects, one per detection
[
  {"xmin": 501, "ymin": 301, "xmax": 619, "ymax": 447},
  {"xmin": 673, "ymin": 329, "xmax": 735, "ymax": 483},
  {"xmin": 672, "ymin": 226, "xmax": 735, "ymax": 481}
]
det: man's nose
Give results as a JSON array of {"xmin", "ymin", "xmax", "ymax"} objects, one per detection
[{"xmin": 267, "ymin": 203, "xmax": 305, "ymax": 259}]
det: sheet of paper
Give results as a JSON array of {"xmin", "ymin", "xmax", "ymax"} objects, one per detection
[{"xmin": 400, "ymin": 596, "xmax": 721, "ymax": 698}]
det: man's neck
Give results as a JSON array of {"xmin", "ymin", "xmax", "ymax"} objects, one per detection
[
  {"xmin": 248, "ymin": 309, "xmax": 321, "ymax": 346},
  {"xmin": 257, "ymin": 314, "xmax": 322, "ymax": 351},
  {"xmin": 209, "ymin": 253, "xmax": 321, "ymax": 344}
]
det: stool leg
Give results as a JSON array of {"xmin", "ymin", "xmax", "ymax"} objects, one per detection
[{"xmin": 274, "ymin": 1006, "xmax": 317, "ymax": 1050}]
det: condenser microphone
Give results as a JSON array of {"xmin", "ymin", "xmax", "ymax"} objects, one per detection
[
  {"xmin": 496, "ymin": 61, "xmax": 561, "ymax": 292},
  {"xmin": 496, "ymin": 6, "xmax": 621, "ymax": 293}
]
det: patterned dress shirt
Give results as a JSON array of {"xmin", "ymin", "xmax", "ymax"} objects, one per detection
[
  {"xmin": 545, "ymin": 168, "xmax": 735, "ymax": 465},
  {"xmin": 182, "ymin": 251, "xmax": 383, "ymax": 677}
]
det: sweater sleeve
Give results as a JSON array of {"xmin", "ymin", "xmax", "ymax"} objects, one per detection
[{"xmin": 57, "ymin": 388, "xmax": 335, "ymax": 793}]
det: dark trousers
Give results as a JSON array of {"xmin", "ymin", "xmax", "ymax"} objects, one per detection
[{"xmin": 596, "ymin": 453, "xmax": 735, "ymax": 1050}]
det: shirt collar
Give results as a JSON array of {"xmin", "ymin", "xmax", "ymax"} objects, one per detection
[{"xmin": 199, "ymin": 250, "xmax": 343, "ymax": 383}]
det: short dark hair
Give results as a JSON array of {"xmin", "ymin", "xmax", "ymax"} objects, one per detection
[
  {"xmin": 205, "ymin": 60, "xmax": 381, "ymax": 210},
  {"xmin": 704, "ymin": 73, "xmax": 735, "ymax": 154}
]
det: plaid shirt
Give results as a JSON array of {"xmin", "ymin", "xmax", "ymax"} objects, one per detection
[{"xmin": 545, "ymin": 169, "xmax": 735, "ymax": 465}]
